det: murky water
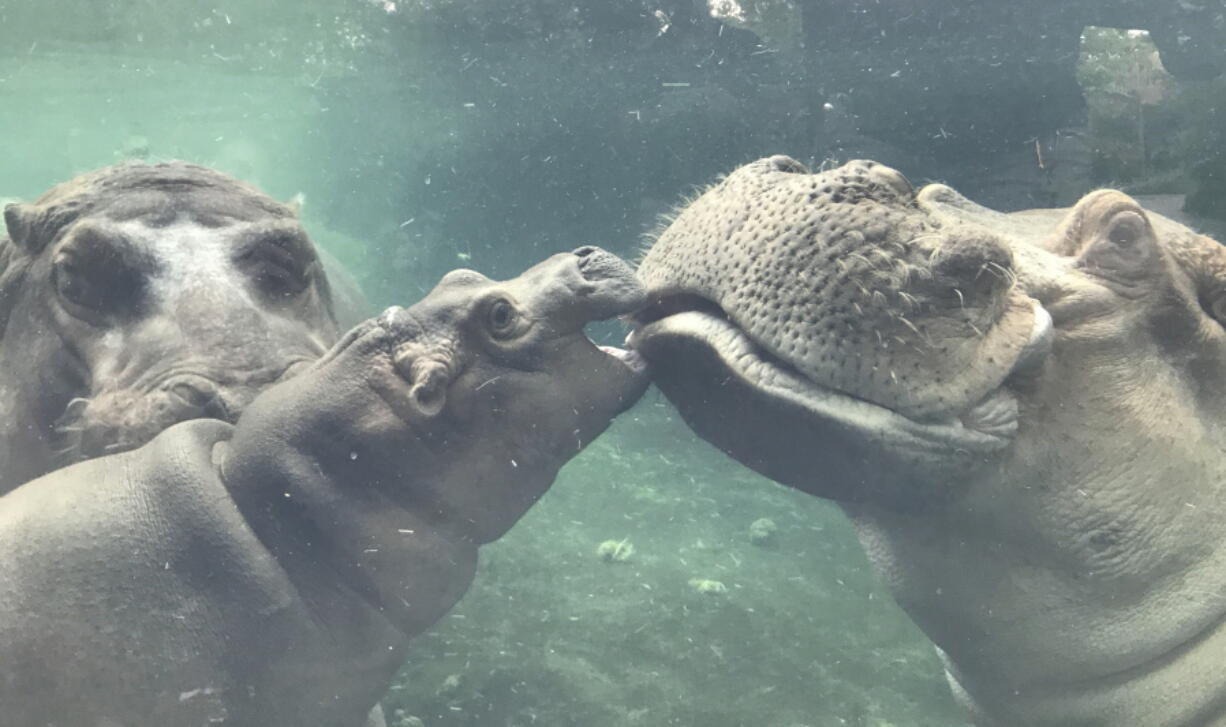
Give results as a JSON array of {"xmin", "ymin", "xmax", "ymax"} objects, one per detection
[{"xmin": 2, "ymin": 2, "xmax": 1223, "ymax": 725}]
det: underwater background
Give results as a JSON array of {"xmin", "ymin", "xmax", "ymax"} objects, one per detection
[{"xmin": 1, "ymin": 1, "xmax": 1223, "ymax": 725}]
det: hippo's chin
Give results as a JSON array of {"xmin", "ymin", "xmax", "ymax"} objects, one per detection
[{"xmin": 631, "ymin": 304, "xmax": 1053, "ymax": 499}]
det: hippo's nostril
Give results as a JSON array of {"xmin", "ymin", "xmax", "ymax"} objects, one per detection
[
  {"xmin": 573, "ymin": 246, "xmax": 598, "ymax": 257},
  {"xmin": 165, "ymin": 378, "xmax": 220, "ymax": 410},
  {"xmin": 203, "ymin": 394, "xmax": 234, "ymax": 422},
  {"xmin": 929, "ymin": 234, "xmax": 1015, "ymax": 306},
  {"xmin": 867, "ymin": 165, "xmax": 915, "ymax": 199},
  {"xmin": 767, "ymin": 155, "xmax": 809, "ymax": 174}
]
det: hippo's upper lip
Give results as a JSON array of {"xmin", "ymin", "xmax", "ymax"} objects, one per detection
[{"xmin": 630, "ymin": 295, "xmax": 1053, "ymax": 453}]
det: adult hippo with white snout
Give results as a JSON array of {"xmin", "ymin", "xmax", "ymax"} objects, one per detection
[
  {"xmin": 633, "ymin": 155, "xmax": 1226, "ymax": 725},
  {"xmin": 0, "ymin": 246, "xmax": 649, "ymax": 727},
  {"xmin": 0, "ymin": 162, "xmax": 366, "ymax": 493}
]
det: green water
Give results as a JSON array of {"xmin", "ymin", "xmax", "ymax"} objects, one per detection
[
  {"xmin": 3, "ymin": 1, "xmax": 1223, "ymax": 725},
  {"xmin": 388, "ymin": 400, "xmax": 962, "ymax": 726}
]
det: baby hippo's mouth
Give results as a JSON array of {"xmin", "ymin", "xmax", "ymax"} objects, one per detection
[
  {"xmin": 629, "ymin": 294, "xmax": 1053, "ymax": 456},
  {"xmin": 597, "ymin": 343, "xmax": 649, "ymax": 375}
]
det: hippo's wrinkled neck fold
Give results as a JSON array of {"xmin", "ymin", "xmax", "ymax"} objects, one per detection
[{"xmin": 217, "ymin": 432, "xmax": 479, "ymax": 641}]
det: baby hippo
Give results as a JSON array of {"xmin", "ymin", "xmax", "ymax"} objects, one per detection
[{"xmin": 0, "ymin": 246, "xmax": 649, "ymax": 727}]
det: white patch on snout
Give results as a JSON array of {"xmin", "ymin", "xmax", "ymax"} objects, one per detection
[
  {"xmin": 115, "ymin": 219, "xmax": 261, "ymax": 312},
  {"xmin": 91, "ymin": 220, "xmax": 263, "ymax": 363},
  {"xmin": 110, "ymin": 218, "xmax": 331, "ymax": 356}
]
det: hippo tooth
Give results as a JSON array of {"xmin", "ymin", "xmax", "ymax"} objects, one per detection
[
  {"xmin": 1009, "ymin": 302, "xmax": 1054, "ymax": 377},
  {"xmin": 599, "ymin": 345, "xmax": 649, "ymax": 374}
]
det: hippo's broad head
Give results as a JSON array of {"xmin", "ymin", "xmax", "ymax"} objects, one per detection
[
  {"xmin": 232, "ymin": 245, "xmax": 650, "ymax": 548},
  {"xmin": 0, "ymin": 162, "xmax": 340, "ymax": 490},
  {"xmin": 370, "ymin": 245, "xmax": 651, "ymax": 543},
  {"xmin": 634, "ymin": 157, "xmax": 1226, "ymax": 724},
  {"xmin": 634, "ymin": 156, "xmax": 1056, "ymax": 498}
]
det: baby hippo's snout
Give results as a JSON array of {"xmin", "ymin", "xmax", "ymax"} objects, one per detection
[{"xmin": 571, "ymin": 245, "xmax": 648, "ymax": 320}]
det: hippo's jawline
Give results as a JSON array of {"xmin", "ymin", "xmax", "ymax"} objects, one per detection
[{"xmin": 632, "ymin": 294, "xmax": 1053, "ymax": 455}]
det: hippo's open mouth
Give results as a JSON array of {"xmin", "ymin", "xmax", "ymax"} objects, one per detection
[
  {"xmin": 629, "ymin": 293, "xmax": 1053, "ymax": 457},
  {"xmin": 596, "ymin": 343, "xmax": 649, "ymax": 375}
]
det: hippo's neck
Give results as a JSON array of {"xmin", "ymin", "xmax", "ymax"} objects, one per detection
[
  {"xmin": 846, "ymin": 500, "xmax": 1226, "ymax": 727},
  {"xmin": 216, "ymin": 433, "xmax": 479, "ymax": 641}
]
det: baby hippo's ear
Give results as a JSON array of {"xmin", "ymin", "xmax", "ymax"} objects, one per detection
[
  {"xmin": 3, "ymin": 203, "xmax": 39, "ymax": 252},
  {"xmin": 393, "ymin": 347, "xmax": 451, "ymax": 419}
]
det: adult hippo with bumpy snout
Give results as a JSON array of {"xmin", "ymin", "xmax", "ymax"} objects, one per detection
[
  {"xmin": 0, "ymin": 162, "xmax": 362, "ymax": 493},
  {"xmin": 633, "ymin": 156, "xmax": 1226, "ymax": 725},
  {"xmin": 0, "ymin": 246, "xmax": 649, "ymax": 727}
]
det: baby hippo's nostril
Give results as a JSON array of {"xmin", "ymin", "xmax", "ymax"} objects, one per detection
[{"xmin": 573, "ymin": 246, "xmax": 597, "ymax": 257}]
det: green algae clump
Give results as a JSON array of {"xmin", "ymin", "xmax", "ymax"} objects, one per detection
[
  {"xmin": 688, "ymin": 578, "xmax": 729, "ymax": 595},
  {"xmin": 597, "ymin": 538, "xmax": 635, "ymax": 563},
  {"xmin": 749, "ymin": 517, "xmax": 779, "ymax": 546}
]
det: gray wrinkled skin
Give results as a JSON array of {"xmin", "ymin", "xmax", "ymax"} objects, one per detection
[
  {"xmin": 640, "ymin": 157, "xmax": 1033, "ymax": 422},
  {"xmin": 634, "ymin": 156, "xmax": 1226, "ymax": 725},
  {"xmin": 0, "ymin": 162, "xmax": 347, "ymax": 494},
  {"xmin": 0, "ymin": 247, "xmax": 649, "ymax": 727}
]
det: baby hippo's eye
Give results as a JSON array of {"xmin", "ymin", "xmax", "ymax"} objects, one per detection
[
  {"xmin": 486, "ymin": 298, "xmax": 519, "ymax": 338},
  {"xmin": 234, "ymin": 230, "xmax": 314, "ymax": 302}
]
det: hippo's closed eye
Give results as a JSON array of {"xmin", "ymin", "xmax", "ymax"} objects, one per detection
[
  {"xmin": 51, "ymin": 227, "xmax": 149, "ymax": 323},
  {"xmin": 234, "ymin": 228, "xmax": 314, "ymax": 300}
]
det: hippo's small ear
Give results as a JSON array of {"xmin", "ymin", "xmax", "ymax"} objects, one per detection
[
  {"xmin": 3, "ymin": 203, "xmax": 38, "ymax": 251},
  {"xmin": 410, "ymin": 385, "xmax": 445, "ymax": 418},
  {"xmin": 408, "ymin": 363, "xmax": 449, "ymax": 418},
  {"xmin": 392, "ymin": 352, "xmax": 450, "ymax": 419},
  {"xmin": 286, "ymin": 192, "xmax": 305, "ymax": 218}
]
